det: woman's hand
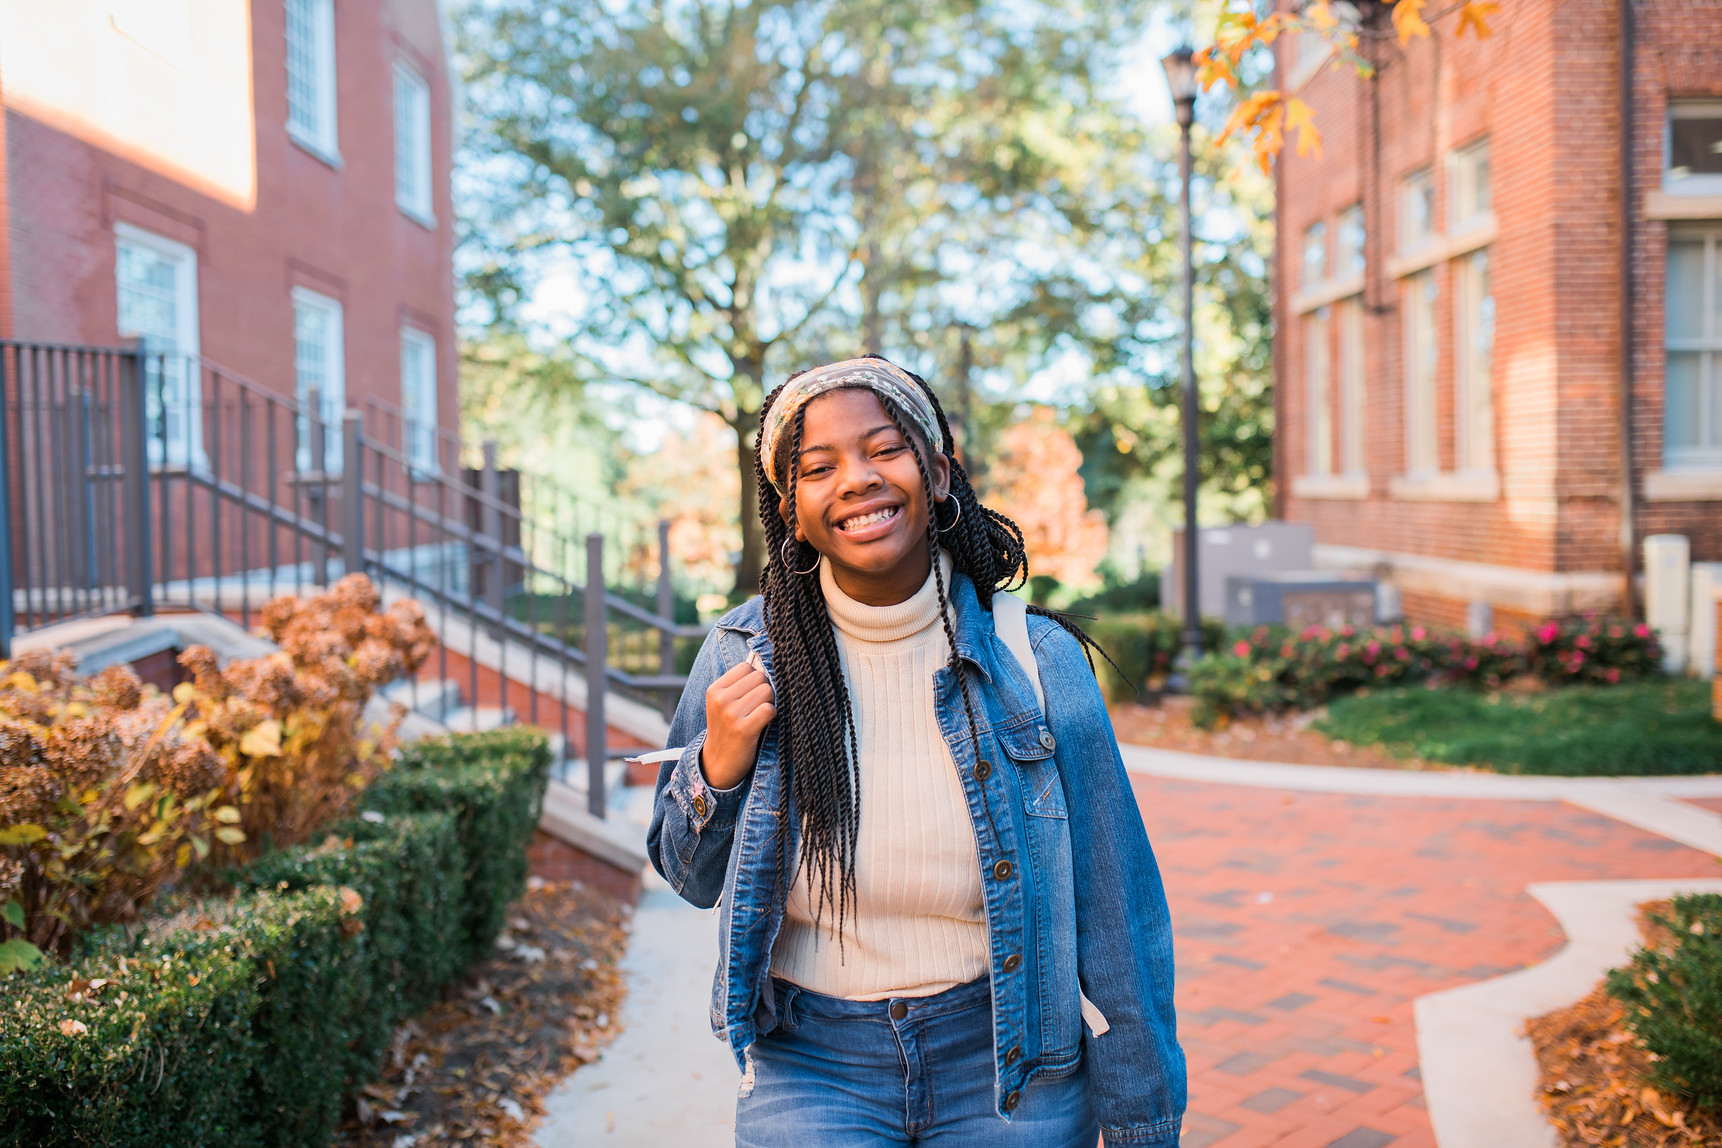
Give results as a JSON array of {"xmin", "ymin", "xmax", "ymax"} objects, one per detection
[{"xmin": 699, "ymin": 660, "xmax": 777, "ymax": 790}]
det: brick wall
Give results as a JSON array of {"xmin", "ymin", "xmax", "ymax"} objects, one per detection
[
  {"xmin": 1, "ymin": 0, "xmax": 457, "ymax": 435},
  {"xmin": 1274, "ymin": 0, "xmax": 1722, "ymax": 628}
]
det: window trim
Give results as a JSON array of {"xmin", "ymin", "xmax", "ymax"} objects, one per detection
[
  {"xmin": 1401, "ymin": 168, "xmax": 1436, "ymax": 255},
  {"xmin": 114, "ymin": 222, "xmax": 204, "ymax": 469},
  {"xmin": 1336, "ymin": 204, "xmax": 1366, "ymax": 279},
  {"xmin": 399, "ymin": 325, "xmax": 439, "ymax": 473},
  {"xmin": 1338, "ymin": 297, "xmax": 1366, "ymax": 477},
  {"xmin": 1664, "ymin": 100, "xmax": 1722, "ymax": 197},
  {"xmin": 285, "ymin": 0, "xmax": 341, "ymax": 166},
  {"xmin": 1448, "ymin": 137, "xmax": 1491, "ymax": 232},
  {"xmin": 1454, "ymin": 247, "xmax": 1496, "ymax": 475},
  {"xmin": 1662, "ymin": 226, "xmax": 1722, "ymax": 472},
  {"xmin": 1302, "ymin": 220, "xmax": 1328, "ymax": 289},
  {"xmin": 1402, "ymin": 270, "xmax": 1439, "ymax": 477},
  {"xmin": 1306, "ymin": 306, "xmax": 1333, "ymax": 477},
  {"xmin": 393, "ymin": 61, "xmax": 435, "ymax": 226},
  {"xmin": 291, "ymin": 286, "xmax": 345, "ymax": 473}
]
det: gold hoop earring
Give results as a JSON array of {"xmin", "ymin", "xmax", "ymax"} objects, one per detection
[{"xmin": 781, "ymin": 537, "xmax": 820, "ymax": 575}]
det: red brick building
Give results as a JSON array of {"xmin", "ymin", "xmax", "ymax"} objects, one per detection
[
  {"xmin": 1274, "ymin": 0, "xmax": 1722, "ymax": 634},
  {"xmin": 0, "ymin": 0, "xmax": 457, "ymax": 454}
]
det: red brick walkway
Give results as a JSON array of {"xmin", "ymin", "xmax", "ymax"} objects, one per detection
[{"xmin": 1134, "ymin": 775, "xmax": 1721, "ymax": 1148}]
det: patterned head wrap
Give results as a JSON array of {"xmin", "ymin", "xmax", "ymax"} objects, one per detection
[{"xmin": 759, "ymin": 358, "xmax": 944, "ymax": 491}]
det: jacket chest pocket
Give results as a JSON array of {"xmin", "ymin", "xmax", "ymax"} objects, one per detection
[{"xmin": 995, "ymin": 722, "xmax": 1067, "ymax": 819}]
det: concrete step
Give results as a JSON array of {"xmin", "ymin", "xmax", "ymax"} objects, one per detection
[
  {"xmin": 557, "ymin": 759, "xmax": 632, "ymax": 816},
  {"xmin": 442, "ymin": 705, "xmax": 515, "ymax": 733}
]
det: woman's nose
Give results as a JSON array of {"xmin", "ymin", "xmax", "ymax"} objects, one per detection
[{"xmin": 835, "ymin": 455, "xmax": 883, "ymax": 497}]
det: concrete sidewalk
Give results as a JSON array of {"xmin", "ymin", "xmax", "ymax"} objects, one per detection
[{"xmin": 533, "ymin": 796, "xmax": 739, "ymax": 1148}]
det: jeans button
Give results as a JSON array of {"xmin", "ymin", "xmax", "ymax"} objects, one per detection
[
  {"xmin": 1005, "ymin": 1045, "xmax": 1021, "ymax": 1065},
  {"xmin": 993, "ymin": 859, "xmax": 1013, "ymax": 880},
  {"xmin": 693, "ymin": 794, "xmax": 708, "ymax": 818},
  {"xmin": 974, "ymin": 759, "xmax": 993, "ymax": 781},
  {"xmin": 889, "ymin": 1001, "xmax": 908, "ymax": 1021},
  {"xmin": 1002, "ymin": 953, "xmax": 1022, "ymax": 973},
  {"xmin": 1038, "ymin": 729, "xmax": 1056, "ymax": 751},
  {"xmin": 1004, "ymin": 1089, "xmax": 1021, "ymax": 1111}
]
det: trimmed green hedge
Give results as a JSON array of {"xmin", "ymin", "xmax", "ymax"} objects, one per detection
[
  {"xmin": 0, "ymin": 728, "xmax": 551, "ymax": 1148},
  {"xmin": 1607, "ymin": 893, "xmax": 1722, "ymax": 1111},
  {"xmin": 1084, "ymin": 612, "xmax": 1227, "ymax": 703}
]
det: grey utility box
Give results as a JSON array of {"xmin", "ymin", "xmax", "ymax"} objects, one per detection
[
  {"xmin": 1165, "ymin": 521, "xmax": 1315, "ymax": 620},
  {"xmin": 1225, "ymin": 572, "xmax": 1378, "ymax": 630}
]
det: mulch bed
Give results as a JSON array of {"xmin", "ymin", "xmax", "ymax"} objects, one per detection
[
  {"xmin": 1527, "ymin": 901, "xmax": 1722, "ymax": 1147},
  {"xmin": 1109, "ymin": 698, "xmax": 1455, "ymax": 771},
  {"xmin": 335, "ymin": 876, "xmax": 631, "ymax": 1147}
]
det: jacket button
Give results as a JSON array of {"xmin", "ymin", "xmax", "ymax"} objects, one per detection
[
  {"xmin": 974, "ymin": 759, "xmax": 993, "ymax": 781},
  {"xmin": 1004, "ymin": 1090, "xmax": 1021, "ymax": 1111},
  {"xmin": 889, "ymin": 1001, "xmax": 908, "ymax": 1021},
  {"xmin": 1038, "ymin": 729, "xmax": 1056, "ymax": 751},
  {"xmin": 693, "ymin": 795, "xmax": 708, "ymax": 818},
  {"xmin": 1002, "ymin": 953, "xmax": 1021, "ymax": 973},
  {"xmin": 993, "ymin": 859, "xmax": 1013, "ymax": 880},
  {"xmin": 1005, "ymin": 1045, "xmax": 1021, "ymax": 1065}
]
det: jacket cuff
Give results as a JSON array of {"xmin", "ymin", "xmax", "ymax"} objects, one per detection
[
  {"xmin": 668, "ymin": 735, "xmax": 744, "ymax": 832},
  {"xmin": 1099, "ymin": 1118, "xmax": 1182, "ymax": 1146}
]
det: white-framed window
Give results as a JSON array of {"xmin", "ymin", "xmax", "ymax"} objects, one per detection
[
  {"xmin": 1337, "ymin": 204, "xmax": 1366, "ymax": 277},
  {"xmin": 1450, "ymin": 138, "xmax": 1491, "ymax": 230},
  {"xmin": 1666, "ymin": 102, "xmax": 1722, "ymax": 196},
  {"xmin": 285, "ymin": 0, "xmax": 339, "ymax": 162},
  {"xmin": 291, "ymin": 287, "xmax": 344, "ymax": 472},
  {"xmin": 1338, "ymin": 297, "xmax": 1366, "ymax": 474},
  {"xmin": 115, "ymin": 223, "xmax": 202, "ymax": 468},
  {"xmin": 393, "ymin": 62, "xmax": 434, "ymax": 224},
  {"xmin": 1302, "ymin": 221, "xmax": 1327, "ymax": 287},
  {"xmin": 1403, "ymin": 169, "xmax": 1435, "ymax": 251},
  {"xmin": 1455, "ymin": 248, "xmax": 1495, "ymax": 472},
  {"xmin": 1306, "ymin": 307, "xmax": 1332, "ymax": 476},
  {"xmin": 1404, "ymin": 270, "xmax": 1439, "ymax": 474},
  {"xmin": 1665, "ymin": 228, "xmax": 1722, "ymax": 469},
  {"xmin": 399, "ymin": 326, "xmax": 438, "ymax": 472}
]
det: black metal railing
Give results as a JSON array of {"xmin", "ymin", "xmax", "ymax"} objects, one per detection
[{"xmin": 0, "ymin": 338, "xmax": 707, "ymax": 817}]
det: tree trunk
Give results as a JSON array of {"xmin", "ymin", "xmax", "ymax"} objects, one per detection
[{"xmin": 731, "ymin": 404, "xmax": 765, "ymax": 599}]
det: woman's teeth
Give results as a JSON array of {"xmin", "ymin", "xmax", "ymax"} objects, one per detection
[{"xmin": 838, "ymin": 507, "xmax": 899, "ymax": 533}]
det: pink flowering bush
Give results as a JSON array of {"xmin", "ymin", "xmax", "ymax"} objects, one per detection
[{"xmin": 1190, "ymin": 615, "xmax": 1661, "ymax": 727}]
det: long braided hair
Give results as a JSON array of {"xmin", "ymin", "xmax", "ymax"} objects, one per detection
[{"xmin": 757, "ymin": 356, "xmax": 1111, "ymax": 941}]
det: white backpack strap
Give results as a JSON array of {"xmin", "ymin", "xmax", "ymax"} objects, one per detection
[{"xmin": 991, "ymin": 589, "xmax": 1044, "ymax": 715}]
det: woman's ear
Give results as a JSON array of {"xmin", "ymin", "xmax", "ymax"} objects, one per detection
[
  {"xmin": 931, "ymin": 451, "xmax": 953, "ymax": 504},
  {"xmin": 777, "ymin": 494, "xmax": 805, "ymax": 542}
]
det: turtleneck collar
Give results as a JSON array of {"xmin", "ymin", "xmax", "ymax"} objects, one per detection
[{"xmin": 819, "ymin": 551, "xmax": 954, "ymax": 645}]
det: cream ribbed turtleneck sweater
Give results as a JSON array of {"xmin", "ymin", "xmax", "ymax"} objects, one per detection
[{"xmin": 769, "ymin": 553, "xmax": 989, "ymax": 1001}]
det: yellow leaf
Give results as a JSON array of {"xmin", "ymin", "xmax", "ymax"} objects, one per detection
[
  {"xmin": 213, "ymin": 826, "xmax": 247, "ymax": 846},
  {"xmin": 172, "ymin": 682, "xmax": 197, "ymax": 705},
  {"xmin": 176, "ymin": 843, "xmax": 192, "ymax": 869},
  {"xmin": 239, "ymin": 719, "xmax": 283, "ymax": 758},
  {"xmin": 124, "ymin": 782, "xmax": 158, "ymax": 812},
  {"xmin": 1393, "ymin": 0, "xmax": 1431, "ymax": 42},
  {"xmin": 1456, "ymin": 0, "xmax": 1499, "ymax": 38},
  {"xmin": 0, "ymin": 824, "xmax": 47, "ymax": 847},
  {"xmin": 1285, "ymin": 97, "xmax": 1324, "ymax": 159},
  {"xmin": 212, "ymin": 805, "xmax": 242, "ymax": 824}
]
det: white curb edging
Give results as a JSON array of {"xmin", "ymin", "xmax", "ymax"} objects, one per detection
[{"xmin": 1414, "ymin": 878, "xmax": 1722, "ymax": 1148}]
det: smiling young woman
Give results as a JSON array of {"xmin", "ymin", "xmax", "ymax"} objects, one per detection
[{"xmin": 648, "ymin": 356, "xmax": 1185, "ymax": 1147}]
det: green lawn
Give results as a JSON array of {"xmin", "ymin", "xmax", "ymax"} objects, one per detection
[{"xmin": 1313, "ymin": 680, "xmax": 1722, "ymax": 776}]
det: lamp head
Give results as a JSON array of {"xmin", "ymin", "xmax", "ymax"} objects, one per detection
[{"xmin": 1161, "ymin": 46, "xmax": 1197, "ymax": 127}]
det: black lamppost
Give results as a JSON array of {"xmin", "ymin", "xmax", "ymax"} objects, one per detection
[{"xmin": 1161, "ymin": 46, "xmax": 1203, "ymax": 671}]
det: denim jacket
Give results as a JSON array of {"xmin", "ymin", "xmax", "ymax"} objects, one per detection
[{"xmin": 647, "ymin": 572, "xmax": 1186, "ymax": 1145}]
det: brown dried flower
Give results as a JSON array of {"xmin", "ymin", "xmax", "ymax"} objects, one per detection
[{"xmin": 88, "ymin": 664, "xmax": 143, "ymax": 712}]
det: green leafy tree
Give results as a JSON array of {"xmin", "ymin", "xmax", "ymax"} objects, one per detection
[{"xmin": 457, "ymin": 0, "xmax": 1161, "ymax": 594}]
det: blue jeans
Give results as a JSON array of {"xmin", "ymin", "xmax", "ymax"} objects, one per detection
[{"xmin": 734, "ymin": 977, "xmax": 1099, "ymax": 1146}]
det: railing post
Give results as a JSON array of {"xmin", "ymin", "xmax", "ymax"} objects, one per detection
[
  {"xmin": 307, "ymin": 386, "xmax": 327, "ymax": 586},
  {"xmin": 657, "ymin": 518, "xmax": 675, "ymax": 674},
  {"xmin": 0, "ymin": 345, "xmax": 13, "ymax": 657},
  {"xmin": 342, "ymin": 410, "xmax": 364, "ymax": 579},
  {"xmin": 585, "ymin": 531, "xmax": 607, "ymax": 818},
  {"xmin": 481, "ymin": 440, "xmax": 504, "ymax": 635},
  {"xmin": 119, "ymin": 347, "xmax": 153, "ymax": 619}
]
